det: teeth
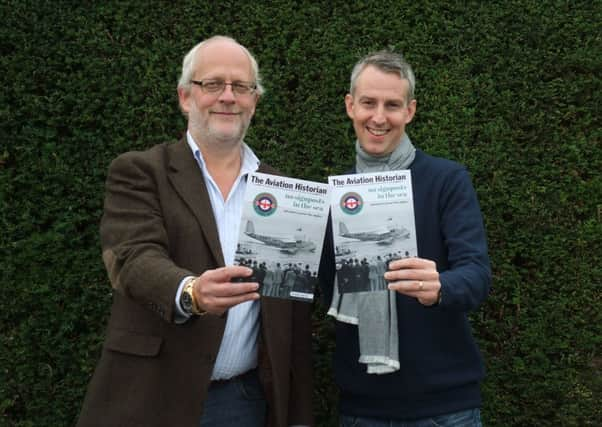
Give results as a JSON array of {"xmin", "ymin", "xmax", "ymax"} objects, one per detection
[{"xmin": 368, "ymin": 127, "xmax": 389, "ymax": 136}]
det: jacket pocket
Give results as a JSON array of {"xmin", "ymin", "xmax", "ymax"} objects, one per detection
[{"xmin": 104, "ymin": 328, "xmax": 162, "ymax": 357}]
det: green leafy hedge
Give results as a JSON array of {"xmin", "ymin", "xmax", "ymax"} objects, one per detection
[{"xmin": 1, "ymin": 1, "xmax": 600, "ymax": 426}]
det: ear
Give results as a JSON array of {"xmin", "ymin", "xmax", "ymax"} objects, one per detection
[
  {"xmin": 405, "ymin": 99, "xmax": 417, "ymax": 124},
  {"xmin": 177, "ymin": 87, "xmax": 192, "ymax": 114},
  {"xmin": 345, "ymin": 94, "xmax": 354, "ymax": 119}
]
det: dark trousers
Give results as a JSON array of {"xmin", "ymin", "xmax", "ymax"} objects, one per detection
[{"xmin": 200, "ymin": 370, "xmax": 267, "ymax": 427}]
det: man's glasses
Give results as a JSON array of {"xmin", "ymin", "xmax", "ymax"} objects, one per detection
[{"xmin": 190, "ymin": 79, "xmax": 257, "ymax": 96}]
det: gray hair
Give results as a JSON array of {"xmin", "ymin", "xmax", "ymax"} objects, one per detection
[
  {"xmin": 349, "ymin": 51, "xmax": 415, "ymax": 103},
  {"xmin": 177, "ymin": 35, "xmax": 264, "ymax": 95}
]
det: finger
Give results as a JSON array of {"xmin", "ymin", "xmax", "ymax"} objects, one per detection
[
  {"xmin": 219, "ymin": 291, "xmax": 261, "ymax": 307},
  {"xmin": 417, "ymin": 295, "xmax": 438, "ymax": 306},
  {"xmin": 388, "ymin": 257, "xmax": 436, "ymax": 271},
  {"xmin": 206, "ymin": 265, "xmax": 254, "ymax": 283},
  {"xmin": 201, "ymin": 280, "xmax": 259, "ymax": 298},
  {"xmin": 206, "ymin": 291, "xmax": 261, "ymax": 314},
  {"xmin": 388, "ymin": 281, "xmax": 441, "ymax": 307},
  {"xmin": 388, "ymin": 280, "xmax": 426, "ymax": 293},
  {"xmin": 384, "ymin": 268, "xmax": 439, "ymax": 282}
]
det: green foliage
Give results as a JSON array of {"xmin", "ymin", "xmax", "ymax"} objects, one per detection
[{"xmin": 1, "ymin": 1, "xmax": 600, "ymax": 425}]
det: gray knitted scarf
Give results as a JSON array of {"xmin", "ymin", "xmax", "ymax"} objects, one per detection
[
  {"xmin": 328, "ymin": 133, "xmax": 415, "ymax": 374},
  {"xmin": 355, "ymin": 133, "xmax": 416, "ymax": 172}
]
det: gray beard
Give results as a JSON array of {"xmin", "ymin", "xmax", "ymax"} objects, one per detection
[{"xmin": 189, "ymin": 115, "xmax": 250, "ymax": 147}]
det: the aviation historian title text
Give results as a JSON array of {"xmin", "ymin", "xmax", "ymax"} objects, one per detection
[
  {"xmin": 331, "ymin": 173, "xmax": 410, "ymax": 202},
  {"xmin": 250, "ymin": 175, "xmax": 327, "ymax": 212},
  {"xmin": 330, "ymin": 173, "xmax": 408, "ymax": 187},
  {"xmin": 251, "ymin": 175, "xmax": 327, "ymax": 194}
]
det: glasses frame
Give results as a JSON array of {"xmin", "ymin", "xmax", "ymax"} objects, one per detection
[{"xmin": 190, "ymin": 79, "xmax": 257, "ymax": 96}]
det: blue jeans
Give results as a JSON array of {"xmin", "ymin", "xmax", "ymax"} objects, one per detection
[
  {"xmin": 199, "ymin": 370, "xmax": 267, "ymax": 427},
  {"xmin": 340, "ymin": 408, "xmax": 482, "ymax": 427}
]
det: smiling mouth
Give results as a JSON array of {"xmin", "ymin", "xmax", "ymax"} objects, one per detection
[{"xmin": 367, "ymin": 127, "xmax": 390, "ymax": 136}]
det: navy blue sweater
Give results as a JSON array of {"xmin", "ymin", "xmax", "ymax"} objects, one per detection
[{"xmin": 319, "ymin": 149, "xmax": 491, "ymax": 420}]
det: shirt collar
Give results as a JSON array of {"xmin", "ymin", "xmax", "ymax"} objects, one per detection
[{"xmin": 185, "ymin": 130, "xmax": 260, "ymax": 176}]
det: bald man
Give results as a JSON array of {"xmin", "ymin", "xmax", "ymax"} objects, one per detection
[{"xmin": 77, "ymin": 36, "xmax": 313, "ymax": 427}]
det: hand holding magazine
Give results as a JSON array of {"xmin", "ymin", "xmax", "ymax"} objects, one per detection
[
  {"xmin": 235, "ymin": 172, "xmax": 330, "ymax": 302},
  {"xmin": 329, "ymin": 170, "xmax": 418, "ymax": 293}
]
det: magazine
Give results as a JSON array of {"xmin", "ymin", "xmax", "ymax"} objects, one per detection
[
  {"xmin": 328, "ymin": 170, "xmax": 418, "ymax": 293},
  {"xmin": 235, "ymin": 172, "xmax": 330, "ymax": 302}
]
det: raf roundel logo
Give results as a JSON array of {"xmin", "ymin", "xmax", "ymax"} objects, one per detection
[
  {"xmin": 340, "ymin": 192, "xmax": 363, "ymax": 215},
  {"xmin": 253, "ymin": 193, "xmax": 277, "ymax": 216}
]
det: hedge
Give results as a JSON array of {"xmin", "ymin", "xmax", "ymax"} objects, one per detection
[{"xmin": 1, "ymin": 1, "xmax": 600, "ymax": 426}]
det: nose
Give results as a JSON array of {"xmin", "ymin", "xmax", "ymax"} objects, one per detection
[
  {"xmin": 218, "ymin": 84, "xmax": 236, "ymax": 102},
  {"xmin": 372, "ymin": 105, "xmax": 386, "ymax": 125}
]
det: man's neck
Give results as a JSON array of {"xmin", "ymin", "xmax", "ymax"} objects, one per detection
[{"xmin": 195, "ymin": 137, "xmax": 244, "ymax": 200}]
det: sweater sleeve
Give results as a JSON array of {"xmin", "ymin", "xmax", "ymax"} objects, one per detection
[{"xmin": 437, "ymin": 167, "xmax": 491, "ymax": 312}]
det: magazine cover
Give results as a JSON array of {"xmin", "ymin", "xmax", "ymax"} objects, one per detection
[
  {"xmin": 329, "ymin": 171, "xmax": 418, "ymax": 293},
  {"xmin": 235, "ymin": 172, "xmax": 330, "ymax": 302}
]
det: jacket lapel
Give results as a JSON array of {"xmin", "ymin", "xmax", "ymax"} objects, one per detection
[
  {"xmin": 166, "ymin": 139, "xmax": 276, "ymax": 268},
  {"xmin": 167, "ymin": 138, "xmax": 225, "ymax": 266}
]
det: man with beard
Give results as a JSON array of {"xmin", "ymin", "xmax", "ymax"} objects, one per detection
[{"xmin": 77, "ymin": 36, "xmax": 313, "ymax": 427}]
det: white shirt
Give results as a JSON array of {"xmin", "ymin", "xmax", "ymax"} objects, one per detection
[{"xmin": 175, "ymin": 131, "xmax": 260, "ymax": 380}]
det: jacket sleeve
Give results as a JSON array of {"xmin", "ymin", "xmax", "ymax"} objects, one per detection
[
  {"xmin": 317, "ymin": 214, "xmax": 336, "ymax": 309},
  {"xmin": 287, "ymin": 301, "xmax": 314, "ymax": 426},
  {"xmin": 438, "ymin": 167, "xmax": 491, "ymax": 312},
  {"xmin": 100, "ymin": 152, "xmax": 192, "ymax": 322}
]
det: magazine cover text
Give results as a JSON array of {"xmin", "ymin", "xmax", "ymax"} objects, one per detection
[
  {"xmin": 236, "ymin": 172, "xmax": 330, "ymax": 302},
  {"xmin": 329, "ymin": 171, "xmax": 418, "ymax": 293}
]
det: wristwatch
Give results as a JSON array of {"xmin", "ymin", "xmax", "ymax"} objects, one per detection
[{"xmin": 180, "ymin": 277, "xmax": 205, "ymax": 316}]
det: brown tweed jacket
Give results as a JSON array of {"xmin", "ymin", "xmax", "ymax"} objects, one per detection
[{"xmin": 77, "ymin": 138, "xmax": 314, "ymax": 427}]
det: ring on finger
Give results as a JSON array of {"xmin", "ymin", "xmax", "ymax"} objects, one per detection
[{"xmin": 418, "ymin": 281, "xmax": 424, "ymax": 291}]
